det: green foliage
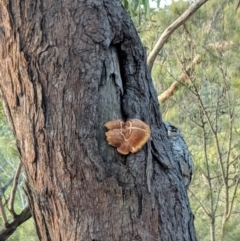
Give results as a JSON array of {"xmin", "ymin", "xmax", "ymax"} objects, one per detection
[{"xmin": 121, "ymin": 0, "xmax": 156, "ymax": 25}]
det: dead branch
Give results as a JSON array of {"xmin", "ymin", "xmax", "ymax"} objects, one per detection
[
  {"xmin": 158, "ymin": 54, "xmax": 201, "ymax": 103},
  {"xmin": 147, "ymin": 0, "xmax": 209, "ymax": 72}
]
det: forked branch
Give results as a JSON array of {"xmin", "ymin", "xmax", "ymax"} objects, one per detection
[
  {"xmin": 147, "ymin": 0, "xmax": 209, "ymax": 72},
  {"xmin": 0, "ymin": 206, "xmax": 31, "ymax": 241},
  {"xmin": 158, "ymin": 54, "xmax": 201, "ymax": 103}
]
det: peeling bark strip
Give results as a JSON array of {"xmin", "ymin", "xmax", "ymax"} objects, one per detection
[{"xmin": 0, "ymin": 1, "xmax": 197, "ymax": 241}]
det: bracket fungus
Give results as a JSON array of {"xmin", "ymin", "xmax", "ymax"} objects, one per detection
[{"xmin": 105, "ymin": 119, "xmax": 151, "ymax": 155}]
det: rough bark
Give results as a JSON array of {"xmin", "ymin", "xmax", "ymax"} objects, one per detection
[{"xmin": 0, "ymin": 0, "xmax": 197, "ymax": 240}]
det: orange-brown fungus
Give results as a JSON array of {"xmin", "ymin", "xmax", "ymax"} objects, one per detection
[{"xmin": 104, "ymin": 119, "xmax": 151, "ymax": 155}]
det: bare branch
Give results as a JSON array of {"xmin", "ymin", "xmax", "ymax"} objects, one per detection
[
  {"xmin": 0, "ymin": 177, "xmax": 14, "ymax": 226},
  {"xmin": 8, "ymin": 162, "xmax": 22, "ymax": 218},
  {"xmin": 147, "ymin": 0, "xmax": 209, "ymax": 72},
  {"xmin": 0, "ymin": 206, "xmax": 31, "ymax": 241},
  {"xmin": 158, "ymin": 54, "xmax": 201, "ymax": 103},
  {"xmin": 0, "ymin": 178, "xmax": 14, "ymax": 197},
  {"xmin": 235, "ymin": 0, "xmax": 240, "ymax": 12},
  {"xmin": 0, "ymin": 199, "xmax": 8, "ymax": 226},
  {"xmin": 188, "ymin": 188, "xmax": 210, "ymax": 217},
  {"xmin": 227, "ymin": 176, "xmax": 240, "ymax": 219}
]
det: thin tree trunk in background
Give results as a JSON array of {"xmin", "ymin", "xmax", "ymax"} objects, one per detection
[{"xmin": 0, "ymin": 0, "xmax": 197, "ymax": 240}]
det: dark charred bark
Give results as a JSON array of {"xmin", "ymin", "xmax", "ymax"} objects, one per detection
[{"xmin": 0, "ymin": 0, "xmax": 197, "ymax": 240}]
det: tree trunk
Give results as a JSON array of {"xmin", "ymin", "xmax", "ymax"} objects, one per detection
[{"xmin": 0, "ymin": 0, "xmax": 197, "ymax": 240}]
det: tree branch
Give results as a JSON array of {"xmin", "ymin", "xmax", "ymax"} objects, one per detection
[
  {"xmin": 158, "ymin": 54, "xmax": 201, "ymax": 103},
  {"xmin": 8, "ymin": 162, "xmax": 22, "ymax": 218},
  {"xmin": 0, "ymin": 206, "xmax": 31, "ymax": 241},
  {"xmin": 0, "ymin": 177, "xmax": 14, "ymax": 227},
  {"xmin": 188, "ymin": 188, "xmax": 210, "ymax": 217},
  {"xmin": 147, "ymin": 0, "xmax": 209, "ymax": 72},
  {"xmin": 0, "ymin": 178, "xmax": 14, "ymax": 197},
  {"xmin": 235, "ymin": 0, "xmax": 240, "ymax": 12}
]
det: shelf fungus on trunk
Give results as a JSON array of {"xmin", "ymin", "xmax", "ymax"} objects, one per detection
[{"xmin": 104, "ymin": 119, "xmax": 151, "ymax": 155}]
